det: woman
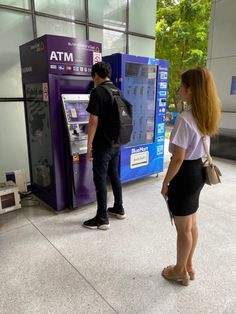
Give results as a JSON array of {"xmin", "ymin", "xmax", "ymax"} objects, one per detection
[{"xmin": 161, "ymin": 67, "xmax": 221, "ymax": 286}]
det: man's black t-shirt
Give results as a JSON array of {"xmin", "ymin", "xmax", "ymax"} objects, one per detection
[{"xmin": 87, "ymin": 80, "xmax": 118, "ymax": 147}]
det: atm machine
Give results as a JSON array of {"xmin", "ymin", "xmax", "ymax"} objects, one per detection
[
  {"xmin": 20, "ymin": 35, "xmax": 102, "ymax": 210},
  {"xmin": 103, "ymin": 54, "xmax": 169, "ymax": 183}
]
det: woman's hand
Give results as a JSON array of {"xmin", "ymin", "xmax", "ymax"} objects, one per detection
[
  {"xmin": 161, "ymin": 183, "xmax": 169, "ymax": 200},
  {"xmin": 161, "ymin": 144, "xmax": 185, "ymax": 200}
]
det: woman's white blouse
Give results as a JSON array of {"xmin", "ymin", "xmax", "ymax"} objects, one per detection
[{"xmin": 169, "ymin": 109, "xmax": 210, "ymax": 160}]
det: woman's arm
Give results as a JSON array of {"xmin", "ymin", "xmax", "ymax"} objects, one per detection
[{"xmin": 161, "ymin": 144, "xmax": 186, "ymax": 199}]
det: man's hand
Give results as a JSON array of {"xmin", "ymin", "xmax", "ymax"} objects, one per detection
[{"xmin": 87, "ymin": 146, "xmax": 93, "ymax": 161}]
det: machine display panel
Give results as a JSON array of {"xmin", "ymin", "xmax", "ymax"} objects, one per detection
[
  {"xmin": 124, "ymin": 62, "xmax": 157, "ymax": 146},
  {"xmin": 61, "ymin": 94, "xmax": 90, "ymax": 124}
]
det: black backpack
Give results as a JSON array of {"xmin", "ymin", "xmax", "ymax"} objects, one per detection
[{"xmin": 100, "ymin": 84, "xmax": 133, "ymax": 145}]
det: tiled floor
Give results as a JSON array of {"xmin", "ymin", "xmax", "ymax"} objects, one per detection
[{"xmin": 1, "ymin": 157, "xmax": 236, "ymax": 314}]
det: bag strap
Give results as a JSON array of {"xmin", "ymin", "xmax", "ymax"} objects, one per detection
[
  {"xmin": 98, "ymin": 85, "xmax": 117, "ymax": 110},
  {"xmin": 99, "ymin": 84, "xmax": 120, "ymax": 99},
  {"xmin": 202, "ymin": 136, "xmax": 213, "ymax": 165}
]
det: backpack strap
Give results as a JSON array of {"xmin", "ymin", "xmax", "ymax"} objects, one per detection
[{"xmin": 99, "ymin": 84, "xmax": 121, "ymax": 101}]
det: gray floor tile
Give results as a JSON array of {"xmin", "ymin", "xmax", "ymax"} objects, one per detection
[
  {"xmin": 21, "ymin": 198, "xmax": 59, "ymax": 224},
  {"xmin": 0, "ymin": 209, "xmax": 29, "ymax": 234},
  {"xmin": 0, "ymin": 224, "xmax": 116, "ymax": 314}
]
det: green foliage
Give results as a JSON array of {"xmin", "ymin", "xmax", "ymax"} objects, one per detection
[{"xmin": 156, "ymin": 0, "xmax": 211, "ymax": 108}]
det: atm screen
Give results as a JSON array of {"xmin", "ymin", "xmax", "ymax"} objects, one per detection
[
  {"xmin": 65, "ymin": 102, "xmax": 89, "ymax": 123},
  {"xmin": 61, "ymin": 94, "xmax": 90, "ymax": 124}
]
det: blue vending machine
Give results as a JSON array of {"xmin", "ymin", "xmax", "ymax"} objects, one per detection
[{"xmin": 103, "ymin": 53, "xmax": 168, "ymax": 183}]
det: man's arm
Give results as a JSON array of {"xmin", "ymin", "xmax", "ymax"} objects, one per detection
[{"xmin": 87, "ymin": 114, "xmax": 98, "ymax": 160}]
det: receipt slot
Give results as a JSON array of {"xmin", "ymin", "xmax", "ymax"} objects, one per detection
[{"xmin": 20, "ymin": 35, "xmax": 100, "ymax": 210}]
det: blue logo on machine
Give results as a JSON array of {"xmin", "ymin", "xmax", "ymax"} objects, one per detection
[
  {"xmin": 158, "ymin": 91, "xmax": 167, "ymax": 97},
  {"xmin": 157, "ymin": 145, "xmax": 164, "ymax": 155},
  {"xmin": 73, "ymin": 66, "xmax": 79, "ymax": 71},
  {"xmin": 58, "ymin": 65, "xmax": 65, "ymax": 70},
  {"xmin": 158, "ymin": 123, "xmax": 165, "ymax": 134},
  {"xmin": 160, "ymin": 71, "xmax": 168, "ymax": 80},
  {"xmin": 159, "ymin": 66, "xmax": 168, "ymax": 71},
  {"xmin": 157, "ymin": 135, "xmax": 164, "ymax": 143},
  {"xmin": 159, "ymin": 107, "xmax": 166, "ymax": 114},
  {"xmin": 130, "ymin": 146, "xmax": 149, "ymax": 169},
  {"xmin": 159, "ymin": 98, "xmax": 166, "ymax": 107},
  {"xmin": 159, "ymin": 82, "xmax": 167, "ymax": 89},
  {"xmin": 50, "ymin": 64, "xmax": 57, "ymax": 69}
]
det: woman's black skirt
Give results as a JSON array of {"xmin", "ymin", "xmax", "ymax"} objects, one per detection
[{"xmin": 168, "ymin": 158, "xmax": 205, "ymax": 216}]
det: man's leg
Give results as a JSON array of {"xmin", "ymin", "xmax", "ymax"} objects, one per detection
[
  {"xmin": 107, "ymin": 147, "xmax": 123, "ymax": 208},
  {"xmin": 92, "ymin": 148, "xmax": 111, "ymax": 223},
  {"xmin": 107, "ymin": 147, "xmax": 126, "ymax": 219},
  {"xmin": 83, "ymin": 147, "xmax": 111, "ymax": 229}
]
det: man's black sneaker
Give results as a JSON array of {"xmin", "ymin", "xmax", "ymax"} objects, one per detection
[
  {"xmin": 107, "ymin": 207, "xmax": 126, "ymax": 219},
  {"xmin": 83, "ymin": 216, "xmax": 110, "ymax": 230}
]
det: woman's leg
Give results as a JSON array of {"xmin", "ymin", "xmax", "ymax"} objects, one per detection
[
  {"xmin": 186, "ymin": 213, "xmax": 198, "ymax": 273},
  {"xmin": 174, "ymin": 214, "xmax": 193, "ymax": 275}
]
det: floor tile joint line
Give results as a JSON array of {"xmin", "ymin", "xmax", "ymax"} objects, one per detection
[{"xmin": 23, "ymin": 214, "xmax": 118, "ymax": 314}]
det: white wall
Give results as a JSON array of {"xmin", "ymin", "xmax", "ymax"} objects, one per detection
[
  {"xmin": 207, "ymin": 0, "xmax": 236, "ymax": 130},
  {"xmin": 0, "ymin": 102, "xmax": 29, "ymax": 182}
]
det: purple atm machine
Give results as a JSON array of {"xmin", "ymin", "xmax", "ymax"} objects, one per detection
[
  {"xmin": 19, "ymin": 35, "xmax": 102, "ymax": 210},
  {"xmin": 103, "ymin": 54, "xmax": 169, "ymax": 183}
]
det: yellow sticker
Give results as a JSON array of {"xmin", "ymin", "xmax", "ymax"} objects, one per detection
[{"xmin": 73, "ymin": 155, "xmax": 79, "ymax": 162}]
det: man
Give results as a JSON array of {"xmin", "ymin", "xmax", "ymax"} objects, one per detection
[{"xmin": 83, "ymin": 61, "xmax": 126, "ymax": 230}]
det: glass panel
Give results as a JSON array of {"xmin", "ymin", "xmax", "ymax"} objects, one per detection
[
  {"xmin": 89, "ymin": 27, "xmax": 126, "ymax": 56},
  {"xmin": 129, "ymin": 35, "xmax": 155, "ymax": 58},
  {"xmin": 25, "ymin": 84, "xmax": 53, "ymax": 190},
  {"xmin": 0, "ymin": 0, "xmax": 30, "ymax": 9},
  {"xmin": 129, "ymin": 0, "xmax": 156, "ymax": 36},
  {"xmin": 35, "ymin": 0, "xmax": 85, "ymax": 21},
  {"xmin": 230, "ymin": 76, "xmax": 236, "ymax": 95},
  {"xmin": 124, "ymin": 63, "xmax": 157, "ymax": 146},
  {"xmin": 0, "ymin": 102, "xmax": 29, "ymax": 182},
  {"xmin": 0, "ymin": 10, "xmax": 33, "ymax": 97},
  {"xmin": 88, "ymin": 0, "xmax": 127, "ymax": 31},
  {"xmin": 36, "ymin": 16, "xmax": 86, "ymax": 39}
]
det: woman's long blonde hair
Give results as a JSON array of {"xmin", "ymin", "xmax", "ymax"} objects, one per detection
[{"xmin": 181, "ymin": 67, "xmax": 221, "ymax": 136}]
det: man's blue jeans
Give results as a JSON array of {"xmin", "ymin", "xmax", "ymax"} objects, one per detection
[{"xmin": 92, "ymin": 145, "xmax": 123, "ymax": 223}]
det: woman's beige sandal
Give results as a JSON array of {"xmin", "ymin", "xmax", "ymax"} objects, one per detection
[
  {"xmin": 188, "ymin": 271, "xmax": 195, "ymax": 280},
  {"xmin": 162, "ymin": 265, "xmax": 190, "ymax": 286}
]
